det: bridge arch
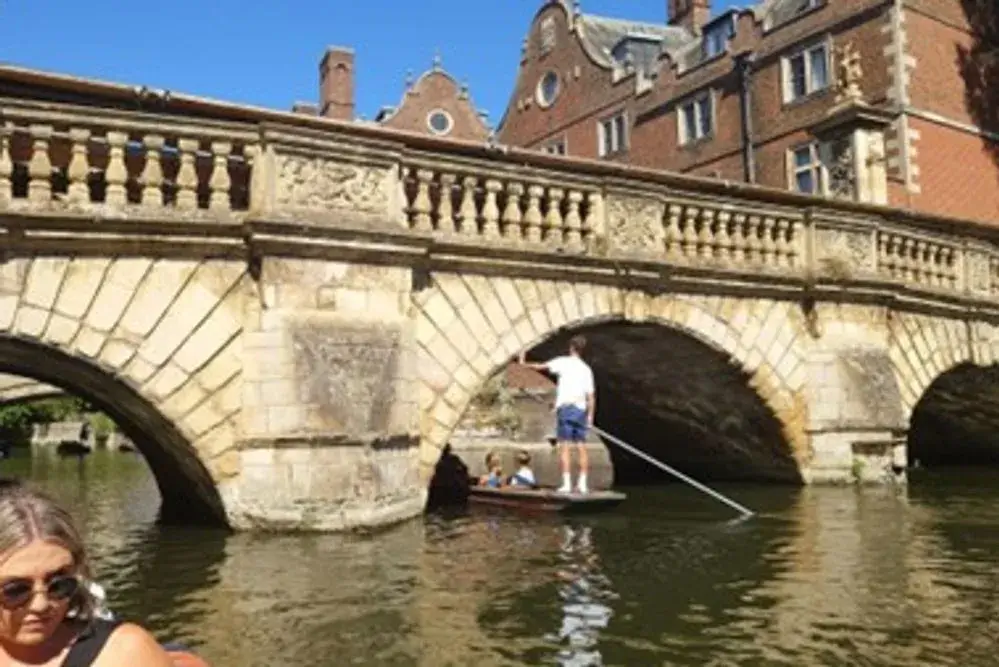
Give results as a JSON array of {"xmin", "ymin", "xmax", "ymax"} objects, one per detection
[
  {"xmin": 414, "ymin": 273, "xmax": 813, "ymax": 481},
  {"xmin": 888, "ymin": 313, "xmax": 999, "ymax": 420},
  {"xmin": 0, "ymin": 254, "xmax": 250, "ymax": 525},
  {"xmin": 889, "ymin": 313, "xmax": 999, "ymax": 465}
]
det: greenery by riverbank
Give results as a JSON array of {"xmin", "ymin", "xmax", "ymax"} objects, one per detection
[{"xmin": 0, "ymin": 397, "xmax": 116, "ymax": 447}]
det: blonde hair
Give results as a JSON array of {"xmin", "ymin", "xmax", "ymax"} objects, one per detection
[{"xmin": 0, "ymin": 483, "xmax": 97, "ymax": 621}]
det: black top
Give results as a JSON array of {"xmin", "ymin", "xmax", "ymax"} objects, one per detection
[{"xmin": 62, "ymin": 619, "xmax": 123, "ymax": 667}]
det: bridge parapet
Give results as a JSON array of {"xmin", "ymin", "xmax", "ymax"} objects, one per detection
[{"xmin": 2, "ymin": 92, "xmax": 999, "ymax": 307}]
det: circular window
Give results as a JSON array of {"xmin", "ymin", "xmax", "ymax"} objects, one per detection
[
  {"xmin": 427, "ymin": 109, "xmax": 453, "ymax": 136},
  {"xmin": 536, "ymin": 71, "xmax": 560, "ymax": 108}
]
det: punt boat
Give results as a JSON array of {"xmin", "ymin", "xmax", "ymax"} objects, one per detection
[{"xmin": 468, "ymin": 485, "xmax": 626, "ymax": 513}]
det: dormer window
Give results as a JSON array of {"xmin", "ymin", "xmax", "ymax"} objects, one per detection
[{"xmin": 702, "ymin": 15, "xmax": 735, "ymax": 59}]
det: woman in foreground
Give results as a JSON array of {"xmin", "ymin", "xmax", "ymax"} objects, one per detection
[{"xmin": 0, "ymin": 483, "xmax": 197, "ymax": 667}]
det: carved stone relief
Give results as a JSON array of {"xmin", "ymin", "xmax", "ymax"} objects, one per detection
[
  {"xmin": 605, "ymin": 195, "xmax": 665, "ymax": 254},
  {"xmin": 275, "ymin": 155, "xmax": 389, "ymax": 213},
  {"xmin": 966, "ymin": 251, "xmax": 990, "ymax": 293},
  {"xmin": 815, "ymin": 226, "xmax": 874, "ymax": 276}
]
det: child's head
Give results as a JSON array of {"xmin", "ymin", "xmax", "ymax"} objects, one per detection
[
  {"xmin": 485, "ymin": 451, "xmax": 501, "ymax": 471},
  {"xmin": 515, "ymin": 450, "xmax": 531, "ymax": 467}
]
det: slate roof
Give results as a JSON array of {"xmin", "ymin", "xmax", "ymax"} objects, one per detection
[{"xmin": 575, "ymin": 13, "xmax": 695, "ymax": 68}]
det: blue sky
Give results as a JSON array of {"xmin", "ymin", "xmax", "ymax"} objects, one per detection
[{"xmin": 0, "ymin": 1, "xmax": 748, "ymax": 125}]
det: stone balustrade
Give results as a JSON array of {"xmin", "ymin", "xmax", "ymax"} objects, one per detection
[
  {"xmin": 0, "ymin": 100, "xmax": 256, "ymax": 214},
  {"xmin": 399, "ymin": 153, "xmax": 601, "ymax": 250},
  {"xmin": 3, "ymin": 95, "xmax": 999, "ymax": 304}
]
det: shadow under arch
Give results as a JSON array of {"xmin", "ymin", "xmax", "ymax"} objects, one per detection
[
  {"xmin": 908, "ymin": 360, "xmax": 999, "ymax": 467},
  {"xmin": 0, "ymin": 334, "xmax": 226, "ymax": 526},
  {"xmin": 514, "ymin": 317, "xmax": 802, "ymax": 484}
]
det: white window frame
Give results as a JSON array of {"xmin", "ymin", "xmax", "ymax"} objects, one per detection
[
  {"xmin": 781, "ymin": 40, "xmax": 831, "ymax": 104},
  {"xmin": 543, "ymin": 137, "xmax": 568, "ymax": 155},
  {"xmin": 678, "ymin": 91, "xmax": 715, "ymax": 146},
  {"xmin": 597, "ymin": 112, "xmax": 627, "ymax": 157}
]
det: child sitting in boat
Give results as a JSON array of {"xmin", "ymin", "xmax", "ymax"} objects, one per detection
[
  {"xmin": 479, "ymin": 451, "xmax": 504, "ymax": 488},
  {"xmin": 508, "ymin": 450, "xmax": 537, "ymax": 488}
]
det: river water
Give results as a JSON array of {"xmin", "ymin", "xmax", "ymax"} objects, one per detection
[{"xmin": 6, "ymin": 450, "xmax": 999, "ymax": 666}]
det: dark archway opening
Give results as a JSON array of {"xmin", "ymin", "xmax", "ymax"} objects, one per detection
[
  {"xmin": 525, "ymin": 321, "xmax": 801, "ymax": 485},
  {"xmin": 0, "ymin": 335, "xmax": 227, "ymax": 527},
  {"xmin": 909, "ymin": 361, "xmax": 999, "ymax": 467}
]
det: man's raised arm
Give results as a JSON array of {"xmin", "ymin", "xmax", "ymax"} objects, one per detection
[{"xmin": 518, "ymin": 352, "xmax": 549, "ymax": 372}]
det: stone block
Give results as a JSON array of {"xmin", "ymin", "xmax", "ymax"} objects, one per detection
[
  {"xmin": 85, "ymin": 259, "xmax": 151, "ymax": 332},
  {"xmin": 116, "ymin": 260, "xmax": 199, "ymax": 338},
  {"xmin": 13, "ymin": 306, "xmax": 48, "ymax": 338},
  {"xmin": 146, "ymin": 363, "xmax": 190, "ymax": 401},
  {"xmin": 493, "ymin": 278, "xmax": 525, "ymax": 321},
  {"xmin": 99, "ymin": 338, "xmax": 136, "ymax": 371},
  {"xmin": 172, "ymin": 297, "xmax": 241, "ymax": 374},
  {"xmin": 72, "ymin": 326, "xmax": 106, "ymax": 359},
  {"xmin": 0, "ymin": 295, "xmax": 18, "ymax": 330},
  {"xmin": 42, "ymin": 313, "xmax": 80, "ymax": 345},
  {"xmin": 54, "ymin": 259, "xmax": 110, "ymax": 319},
  {"xmin": 22, "ymin": 258, "xmax": 69, "ymax": 309}
]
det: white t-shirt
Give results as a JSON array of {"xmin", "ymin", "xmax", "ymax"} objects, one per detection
[
  {"xmin": 510, "ymin": 466, "xmax": 536, "ymax": 486},
  {"xmin": 546, "ymin": 355, "xmax": 595, "ymax": 410}
]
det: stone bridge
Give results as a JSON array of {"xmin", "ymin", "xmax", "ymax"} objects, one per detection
[{"xmin": 2, "ymin": 66, "xmax": 999, "ymax": 531}]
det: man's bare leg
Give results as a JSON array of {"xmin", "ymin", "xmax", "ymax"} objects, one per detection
[
  {"xmin": 558, "ymin": 442, "xmax": 573, "ymax": 492},
  {"xmin": 575, "ymin": 443, "xmax": 589, "ymax": 493}
]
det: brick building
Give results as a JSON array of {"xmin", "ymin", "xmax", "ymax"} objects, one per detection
[
  {"xmin": 498, "ymin": 0, "xmax": 999, "ymax": 223},
  {"xmin": 297, "ymin": 47, "xmax": 490, "ymax": 142}
]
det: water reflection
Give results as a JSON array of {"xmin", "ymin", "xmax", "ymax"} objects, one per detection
[
  {"xmin": 8, "ymin": 450, "xmax": 999, "ymax": 666},
  {"xmin": 550, "ymin": 525, "xmax": 614, "ymax": 667}
]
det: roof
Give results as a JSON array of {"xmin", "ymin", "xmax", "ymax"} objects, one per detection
[
  {"xmin": 576, "ymin": 13, "xmax": 695, "ymax": 68},
  {"xmin": 751, "ymin": 0, "xmax": 824, "ymax": 30}
]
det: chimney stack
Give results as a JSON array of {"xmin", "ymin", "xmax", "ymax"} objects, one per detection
[
  {"xmin": 668, "ymin": 0, "xmax": 711, "ymax": 34},
  {"xmin": 319, "ymin": 46, "xmax": 355, "ymax": 121}
]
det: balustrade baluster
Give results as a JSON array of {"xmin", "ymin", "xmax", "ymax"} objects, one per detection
[
  {"xmin": 715, "ymin": 211, "xmax": 732, "ymax": 264},
  {"xmin": 481, "ymin": 179, "xmax": 502, "ymax": 239},
  {"xmin": 0, "ymin": 124, "xmax": 11, "ymax": 205},
  {"xmin": 901, "ymin": 239, "xmax": 916, "ymax": 282},
  {"xmin": 698, "ymin": 209, "xmax": 715, "ymax": 260},
  {"xmin": 886, "ymin": 236, "xmax": 901, "ymax": 279},
  {"xmin": 67, "ymin": 129, "xmax": 92, "ymax": 205},
  {"xmin": 501, "ymin": 182, "xmax": 523, "ymax": 241},
  {"xmin": 458, "ymin": 176, "xmax": 478, "ymax": 236},
  {"xmin": 916, "ymin": 240, "xmax": 930, "ymax": 284},
  {"xmin": 544, "ymin": 188, "xmax": 565, "ymax": 246},
  {"xmin": 209, "ymin": 141, "xmax": 233, "ymax": 212},
  {"xmin": 175, "ymin": 138, "xmax": 199, "ymax": 210},
  {"xmin": 437, "ymin": 173, "xmax": 456, "ymax": 233},
  {"xmin": 681, "ymin": 206, "xmax": 699, "ymax": 259},
  {"xmin": 789, "ymin": 220, "xmax": 803, "ymax": 268},
  {"xmin": 929, "ymin": 245, "xmax": 944, "ymax": 287},
  {"xmin": 665, "ymin": 204, "xmax": 683, "ymax": 258},
  {"xmin": 564, "ymin": 190, "xmax": 584, "ymax": 250},
  {"xmin": 746, "ymin": 216, "xmax": 762, "ymax": 265},
  {"xmin": 524, "ymin": 185, "xmax": 543, "ymax": 244},
  {"xmin": 583, "ymin": 191, "xmax": 601, "ymax": 247},
  {"xmin": 28, "ymin": 125, "xmax": 53, "ymax": 203},
  {"xmin": 103, "ymin": 131, "xmax": 129, "ymax": 207},
  {"xmin": 731, "ymin": 214, "xmax": 747, "ymax": 264},
  {"xmin": 760, "ymin": 217, "xmax": 777, "ymax": 267},
  {"xmin": 943, "ymin": 247, "xmax": 957, "ymax": 289},
  {"xmin": 775, "ymin": 219, "xmax": 791, "ymax": 267},
  {"xmin": 412, "ymin": 169, "xmax": 434, "ymax": 231}
]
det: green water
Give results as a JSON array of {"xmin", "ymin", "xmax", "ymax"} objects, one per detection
[{"xmin": 6, "ymin": 450, "xmax": 999, "ymax": 666}]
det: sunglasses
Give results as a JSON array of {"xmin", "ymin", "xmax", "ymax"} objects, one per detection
[{"xmin": 0, "ymin": 574, "xmax": 79, "ymax": 610}]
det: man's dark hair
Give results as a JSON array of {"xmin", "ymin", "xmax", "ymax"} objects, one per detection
[{"xmin": 569, "ymin": 335, "xmax": 587, "ymax": 354}]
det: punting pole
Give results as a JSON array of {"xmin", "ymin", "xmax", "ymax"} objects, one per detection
[
  {"xmin": 578, "ymin": 421, "xmax": 754, "ymax": 519},
  {"xmin": 517, "ymin": 364, "xmax": 754, "ymax": 519}
]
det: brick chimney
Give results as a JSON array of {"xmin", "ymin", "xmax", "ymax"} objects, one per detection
[
  {"xmin": 319, "ymin": 46, "xmax": 354, "ymax": 121},
  {"xmin": 668, "ymin": 0, "xmax": 711, "ymax": 34}
]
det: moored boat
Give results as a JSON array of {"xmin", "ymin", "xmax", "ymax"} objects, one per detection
[{"xmin": 468, "ymin": 485, "xmax": 626, "ymax": 513}]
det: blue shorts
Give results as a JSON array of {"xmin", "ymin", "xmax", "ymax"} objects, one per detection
[{"xmin": 556, "ymin": 405, "xmax": 588, "ymax": 443}]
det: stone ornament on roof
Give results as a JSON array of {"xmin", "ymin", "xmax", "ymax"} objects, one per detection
[{"xmin": 835, "ymin": 41, "xmax": 863, "ymax": 103}]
